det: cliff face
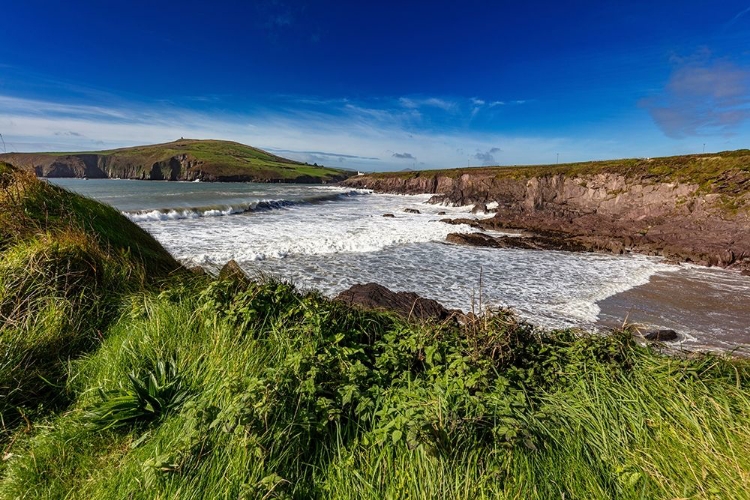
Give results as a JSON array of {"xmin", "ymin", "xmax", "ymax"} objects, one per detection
[
  {"xmin": 0, "ymin": 139, "xmax": 352, "ymax": 183},
  {"xmin": 0, "ymin": 152, "xmax": 352, "ymax": 183},
  {"xmin": 345, "ymin": 170, "xmax": 750, "ymax": 271}
]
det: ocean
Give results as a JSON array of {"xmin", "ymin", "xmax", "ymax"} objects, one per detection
[{"xmin": 50, "ymin": 178, "xmax": 750, "ymax": 351}]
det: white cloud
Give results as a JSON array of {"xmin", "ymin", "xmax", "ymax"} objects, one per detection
[
  {"xmin": 0, "ymin": 93, "xmax": 638, "ymax": 170},
  {"xmin": 642, "ymin": 59, "xmax": 750, "ymax": 138},
  {"xmin": 398, "ymin": 96, "xmax": 457, "ymax": 112}
]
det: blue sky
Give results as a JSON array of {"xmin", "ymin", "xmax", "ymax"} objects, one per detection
[{"xmin": 1, "ymin": 1, "xmax": 750, "ymax": 171}]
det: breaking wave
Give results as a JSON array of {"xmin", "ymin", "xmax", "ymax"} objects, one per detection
[{"xmin": 124, "ymin": 190, "xmax": 367, "ymax": 222}]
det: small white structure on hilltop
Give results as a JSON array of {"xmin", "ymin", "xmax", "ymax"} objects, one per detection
[{"xmin": 357, "ymin": 171, "xmax": 365, "ymax": 176}]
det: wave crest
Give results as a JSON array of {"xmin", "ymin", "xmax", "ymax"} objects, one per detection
[{"xmin": 124, "ymin": 190, "xmax": 367, "ymax": 222}]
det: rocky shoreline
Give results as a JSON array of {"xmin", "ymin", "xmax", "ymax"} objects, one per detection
[{"xmin": 344, "ymin": 163, "xmax": 750, "ymax": 273}]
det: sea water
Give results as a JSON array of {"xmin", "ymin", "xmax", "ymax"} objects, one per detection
[{"xmin": 50, "ymin": 179, "xmax": 750, "ymax": 351}]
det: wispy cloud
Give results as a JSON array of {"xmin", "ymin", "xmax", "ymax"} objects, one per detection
[
  {"xmin": 726, "ymin": 5, "xmax": 750, "ymax": 28},
  {"xmin": 641, "ymin": 58, "xmax": 750, "ymax": 138},
  {"xmin": 0, "ymin": 95, "xmax": 130, "ymax": 120},
  {"xmin": 0, "ymin": 92, "xmax": 633, "ymax": 170},
  {"xmin": 398, "ymin": 96, "xmax": 457, "ymax": 112},
  {"xmin": 270, "ymin": 148, "xmax": 380, "ymax": 164}
]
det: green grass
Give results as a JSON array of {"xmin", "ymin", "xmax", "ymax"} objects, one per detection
[
  {"xmin": 2, "ymin": 173, "xmax": 750, "ymax": 499},
  {"xmin": 0, "ymin": 171, "xmax": 182, "ymax": 443}
]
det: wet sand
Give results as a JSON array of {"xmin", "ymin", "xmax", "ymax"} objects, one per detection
[{"xmin": 596, "ymin": 266, "xmax": 750, "ymax": 353}]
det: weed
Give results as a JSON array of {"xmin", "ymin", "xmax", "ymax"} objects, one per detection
[{"xmin": 84, "ymin": 360, "xmax": 190, "ymax": 430}]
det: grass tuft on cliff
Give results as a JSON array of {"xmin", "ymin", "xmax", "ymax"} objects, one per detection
[
  {"xmin": 2, "ymin": 175, "xmax": 750, "ymax": 499},
  {"xmin": 0, "ymin": 171, "xmax": 182, "ymax": 441}
]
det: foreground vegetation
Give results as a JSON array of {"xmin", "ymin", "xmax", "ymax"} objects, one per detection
[{"xmin": 2, "ymin": 170, "xmax": 750, "ymax": 499}]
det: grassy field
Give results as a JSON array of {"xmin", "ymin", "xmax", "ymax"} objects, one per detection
[
  {"xmin": 2, "ymin": 170, "xmax": 750, "ymax": 499},
  {"xmin": 366, "ymin": 149, "xmax": 750, "ymax": 196},
  {"xmin": 0, "ymin": 139, "xmax": 351, "ymax": 182}
]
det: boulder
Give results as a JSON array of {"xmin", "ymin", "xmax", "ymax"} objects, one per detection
[
  {"xmin": 382, "ymin": 213, "xmax": 395, "ymax": 218},
  {"xmin": 446, "ymin": 232, "xmax": 591, "ymax": 252},
  {"xmin": 643, "ymin": 329, "xmax": 679, "ymax": 342},
  {"xmin": 404, "ymin": 208, "xmax": 421, "ymax": 214},
  {"xmin": 336, "ymin": 283, "xmax": 459, "ymax": 322},
  {"xmin": 218, "ymin": 259, "xmax": 250, "ymax": 284},
  {"xmin": 446, "ymin": 232, "xmax": 501, "ymax": 248},
  {"xmin": 472, "ymin": 202, "xmax": 488, "ymax": 214},
  {"xmin": 188, "ymin": 265, "xmax": 208, "ymax": 276},
  {"xmin": 437, "ymin": 211, "xmax": 446, "ymax": 215}
]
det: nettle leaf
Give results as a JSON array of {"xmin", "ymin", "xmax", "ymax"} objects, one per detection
[{"xmin": 391, "ymin": 429, "xmax": 403, "ymax": 443}]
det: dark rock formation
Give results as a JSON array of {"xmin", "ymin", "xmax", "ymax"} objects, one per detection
[
  {"xmin": 644, "ymin": 329, "xmax": 679, "ymax": 342},
  {"xmin": 404, "ymin": 208, "xmax": 421, "ymax": 214},
  {"xmin": 345, "ymin": 165, "xmax": 750, "ymax": 273},
  {"xmin": 336, "ymin": 283, "xmax": 459, "ymax": 322},
  {"xmin": 382, "ymin": 213, "xmax": 395, "ymax": 218},
  {"xmin": 188, "ymin": 265, "xmax": 208, "ymax": 276},
  {"xmin": 218, "ymin": 260, "xmax": 250, "ymax": 285},
  {"xmin": 471, "ymin": 202, "xmax": 488, "ymax": 214},
  {"xmin": 446, "ymin": 232, "xmax": 592, "ymax": 252},
  {"xmin": 446, "ymin": 233, "xmax": 503, "ymax": 248}
]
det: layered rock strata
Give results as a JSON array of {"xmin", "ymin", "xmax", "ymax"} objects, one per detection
[{"xmin": 345, "ymin": 169, "xmax": 750, "ymax": 271}]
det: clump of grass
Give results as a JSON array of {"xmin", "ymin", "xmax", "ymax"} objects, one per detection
[
  {"xmin": 0, "ymin": 171, "xmax": 183, "ymax": 442},
  {"xmin": 84, "ymin": 360, "xmax": 190, "ymax": 431}
]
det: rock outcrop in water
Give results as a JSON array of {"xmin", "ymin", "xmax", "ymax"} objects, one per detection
[
  {"xmin": 344, "ymin": 152, "xmax": 750, "ymax": 272},
  {"xmin": 336, "ymin": 283, "xmax": 460, "ymax": 322},
  {"xmin": 446, "ymin": 232, "xmax": 592, "ymax": 252},
  {"xmin": 643, "ymin": 329, "xmax": 679, "ymax": 342}
]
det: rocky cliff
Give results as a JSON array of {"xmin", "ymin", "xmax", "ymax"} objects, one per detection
[
  {"xmin": 0, "ymin": 152, "xmax": 205, "ymax": 181},
  {"xmin": 344, "ymin": 153, "xmax": 750, "ymax": 271},
  {"xmin": 0, "ymin": 139, "xmax": 352, "ymax": 183}
]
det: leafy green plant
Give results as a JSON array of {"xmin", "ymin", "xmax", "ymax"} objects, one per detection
[{"xmin": 84, "ymin": 360, "xmax": 190, "ymax": 430}]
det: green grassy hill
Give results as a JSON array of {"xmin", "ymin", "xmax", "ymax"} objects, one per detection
[
  {"xmin": 0, "ymin": 139, "xmax": 353, "ymax": 183},
  {"xmin": 2, "ymin": 171, "xmax": 750, "ymax": 499}
]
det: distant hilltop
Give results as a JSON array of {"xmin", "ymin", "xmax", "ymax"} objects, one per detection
[{"xmin": 0, "ymin": 139, "xmax": 353, "ymax": 183}]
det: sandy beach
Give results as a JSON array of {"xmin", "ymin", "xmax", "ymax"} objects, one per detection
[{"xmin": 597, "ymin": 266, "xmax": 750, "ymax": 353}]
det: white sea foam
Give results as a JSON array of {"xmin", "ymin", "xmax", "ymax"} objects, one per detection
[
  {"xmin": 238, "ymin": 242, "xmax": 669, "ymax": 328},
  {"xmin": 138, "ymin": 191, "xmax": 673, "ymax": 329},
  {"xmin": 141, "ymin": 193, "xmax": 482, "ymax": 262},
  {"xmin": 124, "ymin": 190, "xmax": 369, "ymax": 222},
  {"xmin": 50, "ymin": 179, "xmax": 750, "ymax": 347},
  {"xmin": 127, "ymin": 206, "xmax": 243, "ymax": 221}
]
